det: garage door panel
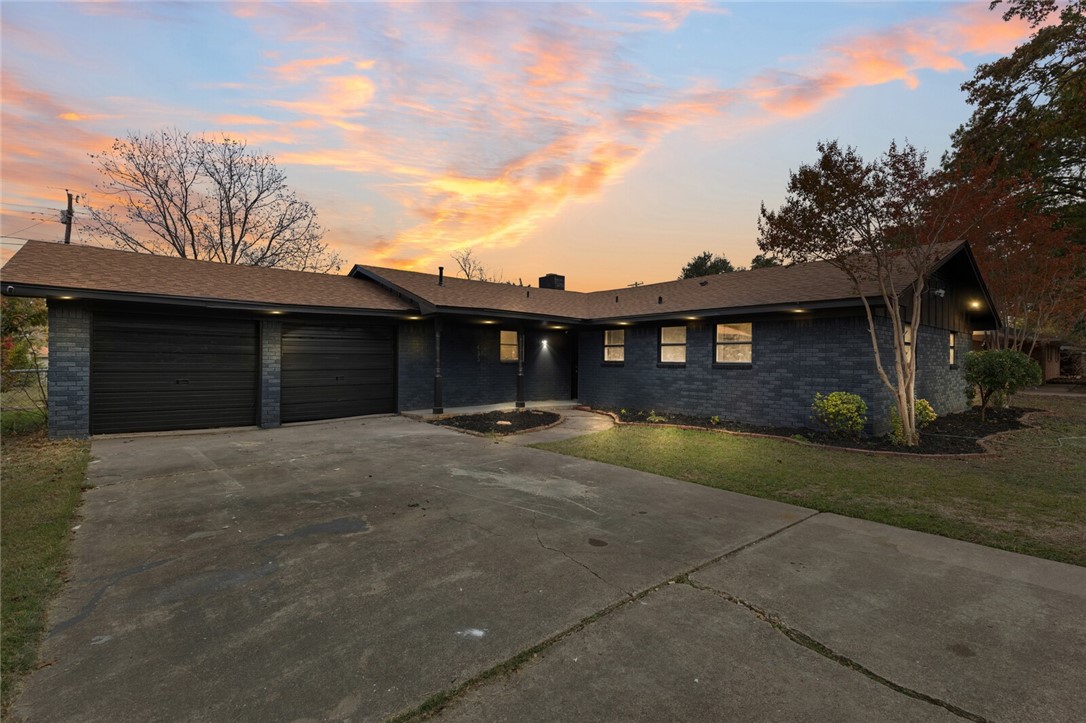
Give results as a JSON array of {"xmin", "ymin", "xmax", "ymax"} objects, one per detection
[
  {"xmin": 281, "ymin": 324, "xmax": 395, "ymax": 423},
  {"xmin": 91, "ymin": 312, "xmax": 258, "ymax": 434}
]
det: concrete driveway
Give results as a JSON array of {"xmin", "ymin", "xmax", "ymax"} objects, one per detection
[{"xmin": 13, "ymin": 415, "xmax": 1086, "ymax": 722}]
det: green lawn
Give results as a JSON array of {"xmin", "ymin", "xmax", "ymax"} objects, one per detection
[
  {"xmin": 537, "ymin": 395, "xmax": 1086, "ymax": 567},
  {"xmin": 1, "ymin": 429, "xmax": 90, "ymax": 713}
]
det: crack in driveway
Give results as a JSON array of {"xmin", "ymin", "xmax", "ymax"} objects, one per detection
[
  {"xmin": 531, "ymin": 516, "xmax": 632, "ymax": 598},
  {"xmin": 387, "ymin": 511, "xmax": 820, "ymax": 722},
  {"xmin": 681, "ymin": 578, "xmax": 992, "ymax": 723}
]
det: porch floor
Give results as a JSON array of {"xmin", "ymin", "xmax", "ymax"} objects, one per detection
[{"xmin": 402, "ymin": 399, "xmax": 582, "ymax": 420}]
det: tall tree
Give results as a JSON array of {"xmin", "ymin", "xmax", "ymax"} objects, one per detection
[
  {"xmin": 758, "ymin": 141, "xmax": 975, "ymax": 446},
  {"xmin": 951, "ymin": 0, "xmax": 1086, "ymax": 234},
  {"xmin": 85, "ymin": 129, "xmax": 342, "ymax": 272},
  {"xmin": 940, "ymin": 165, "xmax": 1085, "ymax": 353},
  {"xmin": 749, "ymin": 253, "xmax": 782, "ymax": 269},
  {"xmin": 679, "ymin": 251, "xmax": 736, "ymax": 279}
]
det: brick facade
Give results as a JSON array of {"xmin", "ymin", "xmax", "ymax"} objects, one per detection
[
  {"xmin": 47, "ymin": 301, "xmax": 92, "ymax": 439},
  {"xmin": 396, "ymin": 321, "xmax": 572, "ymax": 411},
  {"xmin": 260, "ymin": 320, "xmax": 282, "ymax": 428},
  {"xmin": 578, "ymin": 314, "xmax": 968, "ymax": 436}
]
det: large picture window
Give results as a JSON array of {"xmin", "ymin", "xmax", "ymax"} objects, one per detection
[
  {"xmin": 500, "ymin": 330, "xmax": 519, "ymax": 362},
  {"xmin": 603, "ymin": 329, "xmax": 625, "ymax": 362},
  {"xmin": 715, "ymin": 323, "xmax": 752, "ymax": 364},
  {"xmin": 659, "ymin": 326, "xmax": 686, "ymax": 364}
]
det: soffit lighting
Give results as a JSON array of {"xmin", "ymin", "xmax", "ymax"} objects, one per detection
[{"xmin": 58, "ymin": 295, "xmax": 74, "ymax": 300}]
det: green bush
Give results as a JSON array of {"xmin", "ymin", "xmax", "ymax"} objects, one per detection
[
  {"xmin": 890, "ymin": 398, "xmax": 937, "ymax": 445},
  {"xmin": 962, "ymin": 349, "xmax": 1042, "ymax": 420},
  {"xmin": 811, "ymin": 392, "xmax": 868, "ymax": 439}
]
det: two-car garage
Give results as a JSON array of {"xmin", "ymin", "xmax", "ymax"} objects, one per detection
[{"xmin": 89, "ymin": 310, "xmax": 396, "ymax": 435}]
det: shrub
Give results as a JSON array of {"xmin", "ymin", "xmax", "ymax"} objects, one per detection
[
  {"xmin": 811, "ymin": 392, "xmax": 868, "ymax": 439},
  {"xmin": 962, "ymin": 349, "xmax": 1042, "ymax": 421},
  {"xmin": 890, "ymin": 398, "xmax": 937, "ymax": 445}
]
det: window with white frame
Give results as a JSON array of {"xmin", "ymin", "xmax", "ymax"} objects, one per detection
[
  {"xmin": 659, "ymin": 326, "xmax": 687, "ymax": 364},
  {"xmin": 603, "ymin": 329, "xmax": 625, "ymax": 362},
  {"xmin": 715, "ymin": 322, "xmax": 753, "ymax": 364},
  {"xmin": 500, "ymin": 330, "xmax": 519, "ymax": 362}
]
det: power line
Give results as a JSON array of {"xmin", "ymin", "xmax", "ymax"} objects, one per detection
[{"xmin": 5, "ymin": 220, "xmax": 46, "ymax": 237}]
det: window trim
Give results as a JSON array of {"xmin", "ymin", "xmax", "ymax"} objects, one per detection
[
  {"xmin": 713, "ymin": 322, "xmax": 753, "ymax": 366},
  {"xmin": 603, "ymin": 328, "xmax": 625, "ymax": 365},
  {"xmin": 499, "ymin": 329, "xmax": 519, "ymax": 363},
  {"xmin": 658, "ymin": 325, "xmax": 687, "ymax": 367}
]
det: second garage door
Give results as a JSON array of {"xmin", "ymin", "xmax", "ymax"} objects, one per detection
[{"xmin": 280, "ymin": 324, "xmax": 395, "ymax": 423}]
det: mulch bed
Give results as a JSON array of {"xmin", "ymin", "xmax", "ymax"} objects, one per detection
[
  {"xmin": 431, "ymin": 409, "xmax": 562, "ymax": 436},
  {"xmin": 605, "ymin": 406, "xmax": 1037, "ymax": 455}
]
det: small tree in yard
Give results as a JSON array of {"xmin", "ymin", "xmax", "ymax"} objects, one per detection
[
  {"xmin": 758, "ymin": 141, "xmax": 985, "ymax": 446},
  {"xmin": 962, "ymin": 349, "xmax": 1042, "ymax": 421}
]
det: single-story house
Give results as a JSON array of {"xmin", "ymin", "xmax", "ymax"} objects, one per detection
[{"xmin": 1, "ymin": 240, "xmax": 999, "ymax": 439}]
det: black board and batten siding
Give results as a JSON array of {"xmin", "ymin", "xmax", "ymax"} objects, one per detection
[
  {"xmin": 280, "ymin": 324, "xmax": 396, "ymax": 423},
  {"xmin": 90, "ymin": 311, "xmax": 259, "ymax": 434}
]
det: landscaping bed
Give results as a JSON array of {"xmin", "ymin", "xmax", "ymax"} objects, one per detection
[
  {"xmin": 432, "ymin": 409, "xmax": 561, "ymax": 436},
  {"xmin": 604, "ymin": 406, "xmax": 1035, "ymax": 454}
]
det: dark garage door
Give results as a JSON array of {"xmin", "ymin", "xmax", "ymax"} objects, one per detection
[
  {"xmin": 91, "ymin": 312, "xmax": 259, "ymax": 434},
  {"xmin": 281, "ymin": 324, "xmax": 395, "ymax": 423}
]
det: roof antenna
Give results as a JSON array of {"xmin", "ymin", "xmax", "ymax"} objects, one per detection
[{"xmin": 438, "ymin": 266, "xmax": 444, "ymax": 286}]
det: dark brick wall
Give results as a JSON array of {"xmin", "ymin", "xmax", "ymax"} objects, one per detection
[
  {"xmin": 397, "ymin": 321, "xmax": 435, "ymax": 411},
  {"xmin": 260, "ymin": 320, "xmax": 282, "ymax": 428},
  {"xmin": 578, "ymin": 315, "xmax": 969, "ymax": 436},
  {"xmin": 396, "ymin": 321, "xmax": 572, "ymax": 410},
  {"xmin": 47, "ymin": 301, "xmax": 91, "ymax": 439}
]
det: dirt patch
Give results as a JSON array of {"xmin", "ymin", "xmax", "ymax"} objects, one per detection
[
  {"xmin": 432, "ymin": 409, "xmax": 562, "ymax": 436},
  {"xmin": 604, "ymin": 406, "xmax": 1035, "ymax": 455}
]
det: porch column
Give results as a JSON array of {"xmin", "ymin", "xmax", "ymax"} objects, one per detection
[
  {"xmin": 433, "ymin": 318, "xmax": 444, "ymax": 414},
  {"xmin": 515, "ymin": 329, "xmax": 526, "ymax": 408}
]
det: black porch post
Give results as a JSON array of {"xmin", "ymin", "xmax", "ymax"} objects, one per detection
[
  {"xmin": 433, "ymin": 318, "xmax": 444, "ymax": 414},
  {"xmin": 515, "ymin": 328, "xmax": 526, "ymax": 408}
]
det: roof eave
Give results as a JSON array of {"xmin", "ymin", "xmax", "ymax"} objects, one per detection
[{"xmin": 1, "ymin": 283, "xmax": 414, "ymax": 318}]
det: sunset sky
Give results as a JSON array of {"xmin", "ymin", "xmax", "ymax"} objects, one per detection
[{"xmin": 0, "ymin": 1, "xmax": 1035, "ymax": 290}]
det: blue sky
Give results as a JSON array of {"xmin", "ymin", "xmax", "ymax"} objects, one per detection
[{"xmin": 0, "ymin": 1, "xmax": 1035, "ymax": 288}]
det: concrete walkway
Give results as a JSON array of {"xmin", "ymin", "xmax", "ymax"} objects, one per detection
[{"xmin": 12, "ymin": 415, "xmax": 1086, "ymax": 722}]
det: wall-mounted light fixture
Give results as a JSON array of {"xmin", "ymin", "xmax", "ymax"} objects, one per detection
[
  {"xmin": 542, "ymin": 339, "xmax": 548, "ymax": 349},
  {"xmin": 969, "ymin": 300, "xmax": 982, "ymax": 310},
  {"xmin": 933, "ymin": 288, "xmax": 946, "ymax": 298}
]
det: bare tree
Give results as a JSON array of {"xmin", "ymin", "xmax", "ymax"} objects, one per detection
[
  {"xmin": 85, "ymin": 129, "xmax": 342, "ymax": 272},
  {"xmin": 758, "ymin": 141, "xmax": 981, "ymax": 446},
  {"xmin": 451, "ymin": 248, "xmax": 502, "ymax": 282}
]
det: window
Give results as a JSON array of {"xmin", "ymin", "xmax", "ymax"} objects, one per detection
[
  {"xmin": 659, "ymin": 326, "xmax": 686, "ymax": 364},
  {"xmin": 603, "ymin": 329, "xmax": 625, "ymax": 362},
  {"xmin": 715, "ymin": 323, "xmax": 752, "ymax": 364},
  {"xmin": 902, "ymin": 323, "xmax": 912, "ymax": 346},
  {"xmin": 949, "ymin": 332, "xmax": 956, "ymax": 366},
  {"xmin": 500, "ymin": 330, "xmax": 519, "ymax": 362}
]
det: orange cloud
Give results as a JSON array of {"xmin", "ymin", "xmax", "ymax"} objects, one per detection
[
  {"xmin": 637, "ymin": 1, "xmax": 727, "ymax": 32},
  {"xmin": 748, "ymin": 2, "xmax": 1033, "ymax": 118},
  {"xmin": 268, "ymin": 55, "xmax": 349, "ymax": 82}
]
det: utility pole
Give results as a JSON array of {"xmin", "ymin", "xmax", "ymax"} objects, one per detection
[{"xmin": 61, "ymin": 190, "xmax": 74, "ymax": 244}]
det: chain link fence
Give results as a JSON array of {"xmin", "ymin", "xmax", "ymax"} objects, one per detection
[{"xmin": 1, "ymin": 366, "xmax": 47, "ymax": 433}]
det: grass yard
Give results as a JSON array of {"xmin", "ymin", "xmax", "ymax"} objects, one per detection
[
  {"xmin": 1, "ymin": 428, "xmax": 90, "ymax": 713},
  {"xmin": 538, "ymin": 394, "xmax": 1086, "ymax": 567}
]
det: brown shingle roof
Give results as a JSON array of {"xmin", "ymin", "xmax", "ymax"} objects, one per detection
[
  {"xmin": 358, "ymin": 245, "xmax": 964, "ymax": 321},
  {"xmin": 1, "ymin": 241, "xmax": 413, "ymax": 312}
]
